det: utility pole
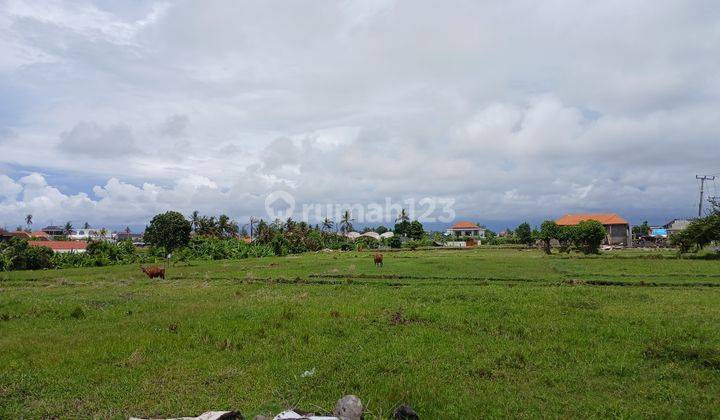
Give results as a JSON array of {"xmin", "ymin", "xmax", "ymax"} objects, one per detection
[{"xmin": 696, "ymin": 175, "xmax": 715, "ymax": 217}]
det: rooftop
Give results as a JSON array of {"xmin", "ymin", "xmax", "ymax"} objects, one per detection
[
  {"xmin": 29, "ymin": 241, "xmax": 88, "ymax": 251},
  {"xmin": 449, "ymin": 221, "xmax": 482, "ymax": 230},
  {"xmin": 556, "ymin": 213, "xmax": 628, "ymax": 226}
]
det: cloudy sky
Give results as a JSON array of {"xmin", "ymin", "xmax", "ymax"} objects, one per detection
[{"xmin": 1, "ymin": 0, "xmax": 719, "ymax": 231}]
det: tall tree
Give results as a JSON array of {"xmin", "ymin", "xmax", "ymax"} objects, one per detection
[
  {"xmin": 25, "ymin": 214, "xmax": 32, "ymax": 230},
  {"xmin": 396, "ymin": 208, "xmax": 410, "ymax": 223},
  {"xmin": 515, "ymin": 222, "xmax": 533, "ymax": 246},
  {"xmin": 322, "ymin": 217, "xmax": 334, "ymax": 232},
  {"xmin": 537, "ymin": 220, "xmax": 560, "ymax": 254},
  {"xmin": 125, "ymin": 226, "xmax": 131, "ymax": 234},
  {"xmin": 190, "ymin": 210, "xmax": 201, "ymax": 232},
  {"xmin": 339, "ymin": 210, "xmax": 354, "ymax": 234},
  {"xmin": 64, "ymin": 222, "xmax": 73, "ymax": 235},
  {"xmin": 144, "ymin": 211, "xmax": 192, "ymax": 255},
  {"xmin": 83, "ymin": 222, "xmax": 91, "ymax": 229}
]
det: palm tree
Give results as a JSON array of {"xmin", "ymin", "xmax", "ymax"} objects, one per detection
[
  {"xmin": 83, "ymin": 222, "xmax": 90, "ymax": 229},
  {"xmin": 25, "ymin": 214, "xmax": 32, "ymax": 231},
  {"xmin": 339, "ymin": 210, "xmax": 354, "ymax": 234},
  {"xmin": 396, "ymin": 208, "xmax": 410, "ymax": 223},
  {"xmin": 190, "ymin": 211, "xmax": 200, "ymax": 232},
  {"xmin": 322, "ymin": 217, "xmax": 334, "ymax": 232},
  {"xmin": 284, "ymin": 217, "xmax": 296, "ymax": 233},
  {"xmin": 125, "ymin": 226, "xmax": 131, "ymax": 234},
  {"xmin": 64, "ymin": 221, "xmax": 73, "ymax": 235}
]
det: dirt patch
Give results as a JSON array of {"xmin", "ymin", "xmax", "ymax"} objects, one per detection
[{"xmin": 390, "ymin": 311, "xmax": 408, "ymax": 325}]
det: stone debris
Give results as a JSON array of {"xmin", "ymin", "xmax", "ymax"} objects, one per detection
[
  {"xmin": 393, "ymin": 404, "xmax": 419, "ymax": 419},
  {"xmin": 130, "ymin": 411, "xmax": 241, "ymax": 420},
  {"xmin": 333, "ymin": 395, "xmax": 364, "ymax": 420},
  {"xmin": 130, "ymin": 395, "xmax": 407, "ymax": 420}
]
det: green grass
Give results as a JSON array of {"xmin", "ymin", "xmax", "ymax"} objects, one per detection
[{"xmin": 1, "ymin": 248, "xmax": 720, "ymax": 418}]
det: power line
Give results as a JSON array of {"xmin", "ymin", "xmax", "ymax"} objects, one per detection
[{"xmin": 696, "ymin": 175, "xmax": 715, "ymax": 217}]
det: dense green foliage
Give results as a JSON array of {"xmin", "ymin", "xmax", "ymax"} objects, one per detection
[
  {"xmin": 2, "ymin": 249, "xmax": 720, "ymax": 418},
  {"xmin": 572, "ymin": 220, "xmax": 607, "ymax": 254},
  {"xmin": 515, "ymin": 222, "xmax": 533, "ymax": 245},
  {"xmin": 632, "ymin": 220, "xmax": 651, "ymax": 236},
  {"xmin": 0, "ymin": 238, "xmax": 54, "ymax": 271},
  {"xmin": 536, "ymin": 220, "xmax": 560, "ymax": 254},
  {"xmin": 672, "ymin": 213, "xmax": 720, "ymax": 253},
  {"xmin": 144, "ymin": 211, "xmax": 192, "ymax": 254}
]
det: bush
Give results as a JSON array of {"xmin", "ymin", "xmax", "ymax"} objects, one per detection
[
  {"xmin": 0, "ymin": 238, "xmax": 54, "ymax": 271},
  {"xmin": 572, "ymin": 220, "xmax": 606, "ymax": 254},
  {"xmin": 176, "ymin": 236, "xmax": 274, "ymax": 261},
  {"xmin": 355, "ymin": 236, "xmax": 379, "ymax": 250},
  {"xmin": 671, "ymin": 214, "xmax": 720, "ymax": 253},
  {"xmin": 387, "ymin": 236, "xmax": 402, "ymax": 249}
]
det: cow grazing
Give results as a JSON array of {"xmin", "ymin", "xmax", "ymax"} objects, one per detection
[
  {"xmin": 374, "ymin": 253, "xmax": 383, "ymax": 267},
  {"xmin": 141, "ymin": 265, "xmax": 165, "ymax": 279}
]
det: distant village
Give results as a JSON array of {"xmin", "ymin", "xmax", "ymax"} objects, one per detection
[{"xmin": 0, "ymin": 213, "xmax": 694, "ymax": 254}]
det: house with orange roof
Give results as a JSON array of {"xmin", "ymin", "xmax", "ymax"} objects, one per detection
[
  {"xmin": 29, "ymin": 241, "xmax": 88, "ymax": 254},
  {"xmin": 446, "ymin": 221, "xmax": 486, "ymax": 239},
  {"xmin": 556, "ymin": 213, "xmax": 630, "ymax": 245},
  {"xmin": 30, "ymin": 231, "xmax": 52, "ymax": 241}
]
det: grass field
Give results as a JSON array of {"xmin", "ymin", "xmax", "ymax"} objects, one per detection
[{"xmin": 2, "ymin": 248, "xmax": 720, "ymax": 418}]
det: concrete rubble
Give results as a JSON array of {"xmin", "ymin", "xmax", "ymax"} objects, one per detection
[{"xmin": 130, "ymin": 395, "xmax": 417, "ymax": 420}]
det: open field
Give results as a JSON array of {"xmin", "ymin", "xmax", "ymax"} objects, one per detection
[{"xmin": 2, "ymin": 248, "xmax": 720, "ymax": 418}]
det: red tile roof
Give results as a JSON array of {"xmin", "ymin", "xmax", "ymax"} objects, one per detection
[
  {"xmin": 29, "ymin": 241, "xmax": 88, "ymax": 251},
  {"xmin": 450, "ymin": 221, "xmax": 481, "ymax": 229},
  {"xmin": 7, "ymin": 231, "xmax": 31, "ymax": 239},
  {"xmin": 556, "ymin": 213, "xmax": 628, "ymax": 226},
  {"xmin": 30, "ymin": 231, "xmax": 52, "ymax": 240}
]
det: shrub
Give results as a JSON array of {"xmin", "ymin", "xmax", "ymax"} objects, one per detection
[
  {"xmin": 387, "ymin": 236, "xmax": 402, "ymax": 249},
  {"xmin": 572, "ymin": 220, "xmax": 607, "ymax": 254},
  {"xmin": 0, "ymin": 238, "xmax": 54, "ymax": 271}
]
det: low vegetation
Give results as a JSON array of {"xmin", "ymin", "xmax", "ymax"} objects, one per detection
[{"xmin": 1, "ymin": 248, "xmax": 719, "ymax": 418}]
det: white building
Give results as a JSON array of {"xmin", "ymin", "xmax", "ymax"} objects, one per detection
[
  {"xmin": 445, "ymin": 221, "xmax": 486, "ymax": 238},
  {"xmin": 67, "ymin": 228, "xmax": 111, "ymax": 241}
]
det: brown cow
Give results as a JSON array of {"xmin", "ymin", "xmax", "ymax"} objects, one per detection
[
  {"xmin": 141, "ymin": 265, "xmax": 165, "ymax": 279},
  {"xmin": 373, "ymin": 253, "xmax": 383, "ymax": 267}
]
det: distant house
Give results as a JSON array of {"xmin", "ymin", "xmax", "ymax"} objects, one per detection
[
  {"xmin": 115, "ymin": 231, "xmax": 145, "ymax": 246},
  {"xmin": 30, "ymin": 231, "xmax": 52, "ymax": 241},
  {"xmin": 41, "ymin": 226, "xmax": 65, "ymax": 236},
  {"xmin": 5, "ymin": 231, "xmax": 31, "ymax": 240},
  {"xmin": 556, "ymin": 213, "xmax": 630, "ymax": 245},
  {"xmin": 663, "ymin": 219, "xmax": 692, "ymax": 236},
  {"xmin": 68, "ymin": 228, "xmax": 111, "ymax": 241},
  {"xmin": 446, "ymin": 221, "xmax": 486, "ymax": 238},
  {"xmin": 29, "ymin": 241, "xmax": 87, "ymax": 254},
  {"xmin": 1, "ymin": 230, "xmax": 54, "ymax": 242}
]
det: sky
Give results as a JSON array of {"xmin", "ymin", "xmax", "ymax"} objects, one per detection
[{"xmin": 1, "ymin": 0, "xmax": 720, "ymax": 231}]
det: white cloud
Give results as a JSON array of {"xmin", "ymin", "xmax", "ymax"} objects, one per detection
[{"xmin": 0, "ymin": 1, "xmax": 719, "ymax": 227}]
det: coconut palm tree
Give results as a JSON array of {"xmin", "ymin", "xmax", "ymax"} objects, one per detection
[
  {"xmin": 25, "ymin": 214, "xmax": 32, "ymax": 230},
  {"xmin": 125, "ymin": 226, "xmax": 131, "ymax": 234},
  {"xmin": 339, "ymin": 210, "xmax": 354, "ymax": 234},
  {"xmin": 64, "ymin": 221, "xmax": 73, "ymax": 235},
  {"xmin": 396, "ymin": 208, "xmax": 410, "ymax": 223},
  {"xmin": 322, "ymin": 217, "xmax": 334, "ymax": 232},
  {"xmin": 190, "ymin": 211, "xmax": 200, "ymax": 232},
  {"xmin": 83, "ymin": 222, "xmax": 90, "ymax": 229}
]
